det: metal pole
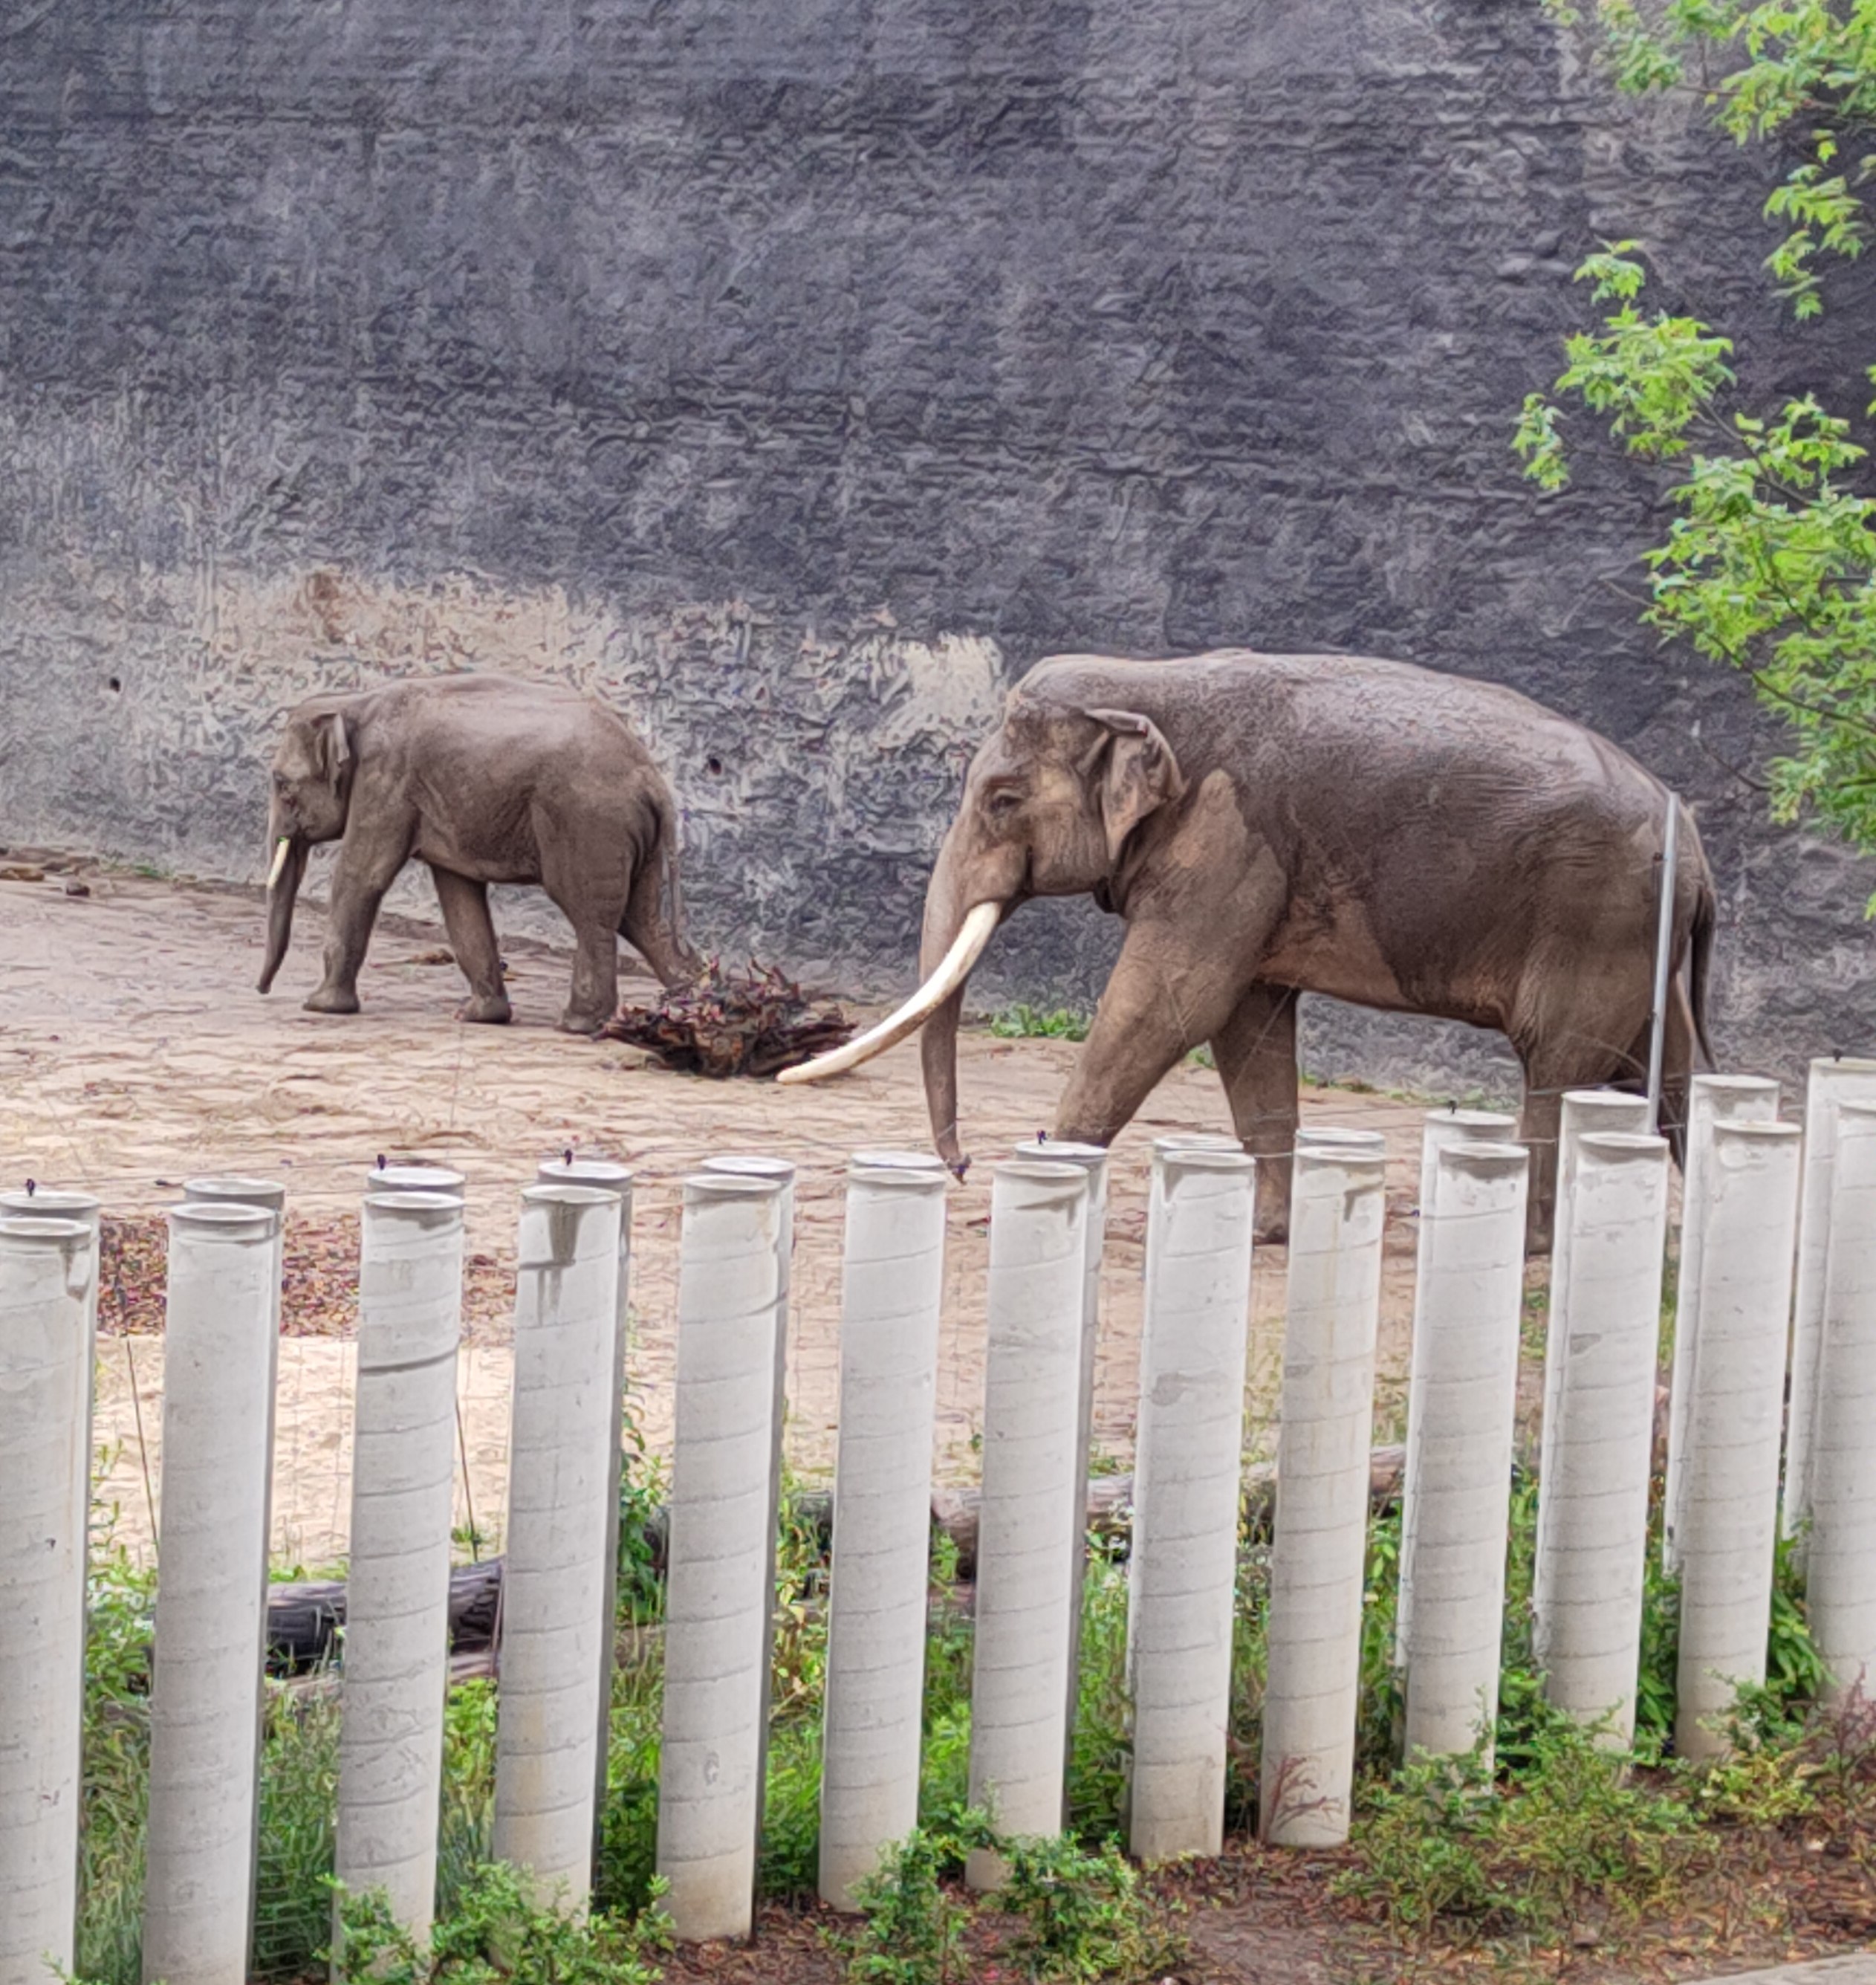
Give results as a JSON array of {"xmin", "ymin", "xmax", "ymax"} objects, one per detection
[{"xmin": 1645, "ymin": 792, "xmax": 1681, "ymax": 1129}]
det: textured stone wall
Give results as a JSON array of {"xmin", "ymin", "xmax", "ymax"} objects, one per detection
[{"xmin": 1, "ymin": 0, "xmax": 1871, "ymax": 1089}]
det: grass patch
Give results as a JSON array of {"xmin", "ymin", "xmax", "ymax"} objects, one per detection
[{"xmin": 988, "ymin": 1004, "xmax": 1091, "ymax": 1041}]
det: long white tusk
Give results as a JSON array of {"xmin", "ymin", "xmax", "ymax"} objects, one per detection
[
  {"xmin": 267, "ymin": 838, "xmax": 293, "ymax": 891},
  {"xmin": 777, "ymin": 901, "xmax": 1001, "ymax": 1086}
]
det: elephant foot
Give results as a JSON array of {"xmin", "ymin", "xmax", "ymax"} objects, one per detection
[
  {"xmin": 557, "ymin": 1006, "xmax": 610, "ymax": 1037},
  {"xmin": 458, "ymin": 993, "xmax": 513, "ymax": 1026},
  {"xmin": 302, "ymin": 985, "xmax": 361, "ymax": 1016}
]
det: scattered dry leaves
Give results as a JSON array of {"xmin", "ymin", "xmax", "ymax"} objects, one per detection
[{"xmin": 97, "ymin": 1214, "xmax": 516, "ymax": 1338}]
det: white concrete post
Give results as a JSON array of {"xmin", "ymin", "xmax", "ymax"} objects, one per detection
[
  {"xmin": 333, "ymin": 1191, "xmax": 464, "ymax": 1956},
  {"xmin": 535, "ymin": 1156, "xmax": 634, "ymax": 1854},
  {"xmin": 1673, "ymin": 1121, "xmax": 1802, "ymax": 1760},
  {"xmin": 1538, "ymin": 1092, "xmax": 1652, "ymax": 1503},
  {"xmin": 698, "ymin": 1153, "xmax": 795, "ymax": 1897},
  {"xmin": 366, "ymin": 1162, "xmax": 467, "ymax": 1199},
  {"xmin": 1013, "ymin": 1136, "xmax": 1109, "ymax": 1819},
  {"xmin": 0, "ymin": 1215, "xmax": 93, "ymax": 1985},
  {"xmin": 965, "ymin": 1160, "xmax": 1089, "ymax": 1891},
  {"xmin": 0, "ymin": 1189, "xmax": 100, "ymax": 1345},
  {"xmin": 142, "ymin": 1200, "xmax": 282, "ymax": 1985},
  {"xmin": 818, "ymin": 1161, "xmax": 950, "ymax": 1910},
  {"xmin": 656, "ymin": 1173, "xmax": 787, "ymax": 1943},
  {"xmin": 1294, "ymin": 1127, "xmax": 1387, "ymax": 1155},
  {"xmin": 1412, "ymin": 1108, "xmax": 1518, "ymax": 1220},
  {"xmin": 1663, "ymin": 1078, "xmax": 1781, "ymax": 1573},
  {"xmin": 1148, "ymin": 1137, "xmax": 1247, "ymax": 1263},
  {"xmin": 1126, "ymin": 1146, "xmax": 1257, "ymax": 1862},
  {"xmin": 849, "ymin": 1148, "xmax": 950, "ymax": 1173},
  {"xmin": 1532, "ymin": 1131, "xmax": 1669, "ymax": 1747},
  {"xmin": 1397, "ymin": 1143, "xmax": 1529, "ymax": 1765},
  {"xmin": 1785, "ymin": 1057, "xmax": 1876, "ymax": 1544},
  {"xmin": 1802, "ymin": 1103, "xmax": 1876, "ymax": 1703},
  {"xmin": 493, "ymin": 1184, "xmax": 625, "ymax": 1912},
  {"xmin": 1397, "ymin": 1109, "xmax": 1519, "ymax": 1671},
  {"xmin": 0, "ymin": 1189, "xmax": 103, "ymax": 1545},
  {"xmin": 1259, "ymin": 1142, "xmax": 1386, "ymax": 1848}
]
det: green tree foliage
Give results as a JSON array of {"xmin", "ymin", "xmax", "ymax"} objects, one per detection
[{"xmin": 1516, "ymin": 1, "xmax": 1876, "ymax": 897}]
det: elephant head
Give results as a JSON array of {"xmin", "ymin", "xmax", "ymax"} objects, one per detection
[
  {"xmin": 256, "ymin": 698, "xmax": 357, "ymax": 994},
  {"xmin": 779, "ymin": 686, "xmax": 1187, "ymax": 1170}
]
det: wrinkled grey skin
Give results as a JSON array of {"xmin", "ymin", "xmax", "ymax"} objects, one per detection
[
  {"xmin": 918, "ymin": 650, "xmax": 1716, "ymax": 1252},
  {"xmin": 258, "ymin": 673, "xmax": 701, "ymax": 1032}
]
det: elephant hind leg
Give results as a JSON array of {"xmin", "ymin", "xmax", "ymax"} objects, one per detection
[
  {"xmin": 432, "ymin": 867, "xmax": 512, "ymax": 1025},
  {"xmin": 1616, "ymin": 976, "xmax": 1697, "ymax": 1167},
  {"xmin": 1516, "ymin": 1023, "xmax": 1653, "ymax": 1257}
]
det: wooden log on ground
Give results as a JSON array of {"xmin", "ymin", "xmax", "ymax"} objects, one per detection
[
  {"xmin": 931, "ymin": 1445, "xmax": 1406, "ymax": 1581},
  {"xmin": 264, "ymin": 1558, "xmax": 502, "ymax": 1673},
  {"xmin": 262, "ymin": 1460, "xmax": 1409, "ymax": 1671}
]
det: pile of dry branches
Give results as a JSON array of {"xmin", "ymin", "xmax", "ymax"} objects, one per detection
[{"xmin": 600, "ymin": 960, "xmax": 854, "ymax": 1079}]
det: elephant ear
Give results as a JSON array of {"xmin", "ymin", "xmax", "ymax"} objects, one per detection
[
  {"xmin": 314, "ymin": 711, "xmax": 351, "ymax": 784},
  {"xmin": 1085, "ymin": 707, "xmax": 1186, "ymax": 868}
]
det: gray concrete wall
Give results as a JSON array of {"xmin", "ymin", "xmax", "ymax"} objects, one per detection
[{"xmin": 1, "ymin": 0, "xmax": 1871, "ymax": 1091}]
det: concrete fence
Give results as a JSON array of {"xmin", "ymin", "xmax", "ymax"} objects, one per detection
[{"xmin": 0, "ymin": 1057, "xmax": 1866, "ymax": 1970}]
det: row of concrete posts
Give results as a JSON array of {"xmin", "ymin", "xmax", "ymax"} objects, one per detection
[{"xmin": 1, "ymin": 1056, "xmax": 1875, "ymax": 1979}]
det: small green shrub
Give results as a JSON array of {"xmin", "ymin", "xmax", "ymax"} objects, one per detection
[
  {"xmin": 998, "ymin": 1833, "xmax": 1185, "ymax": 1984},
  {"xmin": 835, "ymin": 1824, "xmax": 974, "ymax": 1985},
  {"xmin": 988, "ymin": 1006, "xmax": 1091, "ymax": 1042},
  {"xmin": 1339, "ymin": 1714, "xmax": 1710, "ymax": 1938},
  {"xmin": 331, "ymin": 1862, "xmax": 670, "ymax": 1983}
]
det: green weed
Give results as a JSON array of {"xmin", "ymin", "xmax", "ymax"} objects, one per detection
[
  {"xmin": 1065, "ymin": 1550, "xmax": 1132, "ymax": 1843},
  {"xmin": 988, "ymin": 1006, "xmax": 1091, "ymax": 1041},
  {"xmin": 834, "ymin": 1822, "xmax": 976, "ymax": 1984},
  {"xmin": 331, "ymin": 1861, "xmax": 670, "ymax": 1983},
  {"xmin": 998, "ymin": 1833, "xmax": 1185, "ymax": 1983},
  {"xmin": 834, "ymin": 1819, "xmax": 1181, "ymax": 1985},
  {"xmin": 1339, "ymin": 1715, "xmax": 1711, "ymax": 1938}
]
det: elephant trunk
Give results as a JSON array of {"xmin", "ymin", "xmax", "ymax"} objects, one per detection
[
  {"xmin": 257, "ymin": 829, "xmax": 308, "ymax": 994},
  {"xmin": 917, "ymin": 851, "xmax": 977, "ymax": 1174}
]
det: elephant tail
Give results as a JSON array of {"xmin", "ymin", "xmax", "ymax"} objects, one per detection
[
  {"xmin": 1687, "ymin": 870, "xmax": 1717, "ymax": 1069},
  {"xmin": 623, "ymin": 782, "xmax": 704, "ymax": 985}
]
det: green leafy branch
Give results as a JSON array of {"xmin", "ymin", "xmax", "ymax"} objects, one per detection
[
  {"xmin": 1516, "ymin": 249, "xmax": 1876, "ymax": 896},
  {"xmin": 1548, "ymin": 0, "xmax": 1876, "ymax": 312}
]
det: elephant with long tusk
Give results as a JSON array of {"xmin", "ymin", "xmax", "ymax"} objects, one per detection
[{"xmin": 781, "ymin": 647, "xmax": 1716, "ymax": 1253}]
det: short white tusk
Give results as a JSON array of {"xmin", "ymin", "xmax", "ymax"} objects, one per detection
[
  {"xmin": 267, "ymin": 838, "xmax": 293, "ymax": 891},
  {"xmin": 777, "ymin": 901, "xmax": 1001, "ymax": 1086}
]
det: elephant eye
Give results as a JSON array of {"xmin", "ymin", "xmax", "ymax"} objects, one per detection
[{"xmin": 984, "ymin": 783, "xmax": 1023, "ymax": 819}]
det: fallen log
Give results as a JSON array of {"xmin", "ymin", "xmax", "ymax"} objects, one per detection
[
  {"xmin": 266, "ymin": 1558, "xmax": 502, "ymax": 1674},
  {"xmin": 260, "ymin": 1455, "xmax": 1408, "ymax": 1671},
  {"xmin": 930, "ymin": 1445, "xmax": 1407, "ymax": 1581}
]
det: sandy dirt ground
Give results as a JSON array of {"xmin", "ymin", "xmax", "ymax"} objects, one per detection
[{"xmin": 1, "ymin": 855, "xmax": 1467, "ymax": 1569}]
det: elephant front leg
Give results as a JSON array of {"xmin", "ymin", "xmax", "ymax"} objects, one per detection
[
  {"xmin": 306, "ymin": 830, "xmax": 409, "ymax": 1016},
  {"xmin": 1210, "ymin": 982, "xmax": 1300, "ymax": 1244},
  {"xmin": 431, "ymin": 867, "xmax": 512, "ymax": 1025},
  {"xmin": 1052, "ymin": 921, "xmax": 1246, "ymax": 1152},
  {"xmin": 1517, "ymin": 1079, "xmax": 1565, "ymax": 1258}
]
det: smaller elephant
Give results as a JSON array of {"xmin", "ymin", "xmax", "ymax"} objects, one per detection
[{"xmin": 258, "ymin": 673, "xmax": 700, "ymax": 1030}]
